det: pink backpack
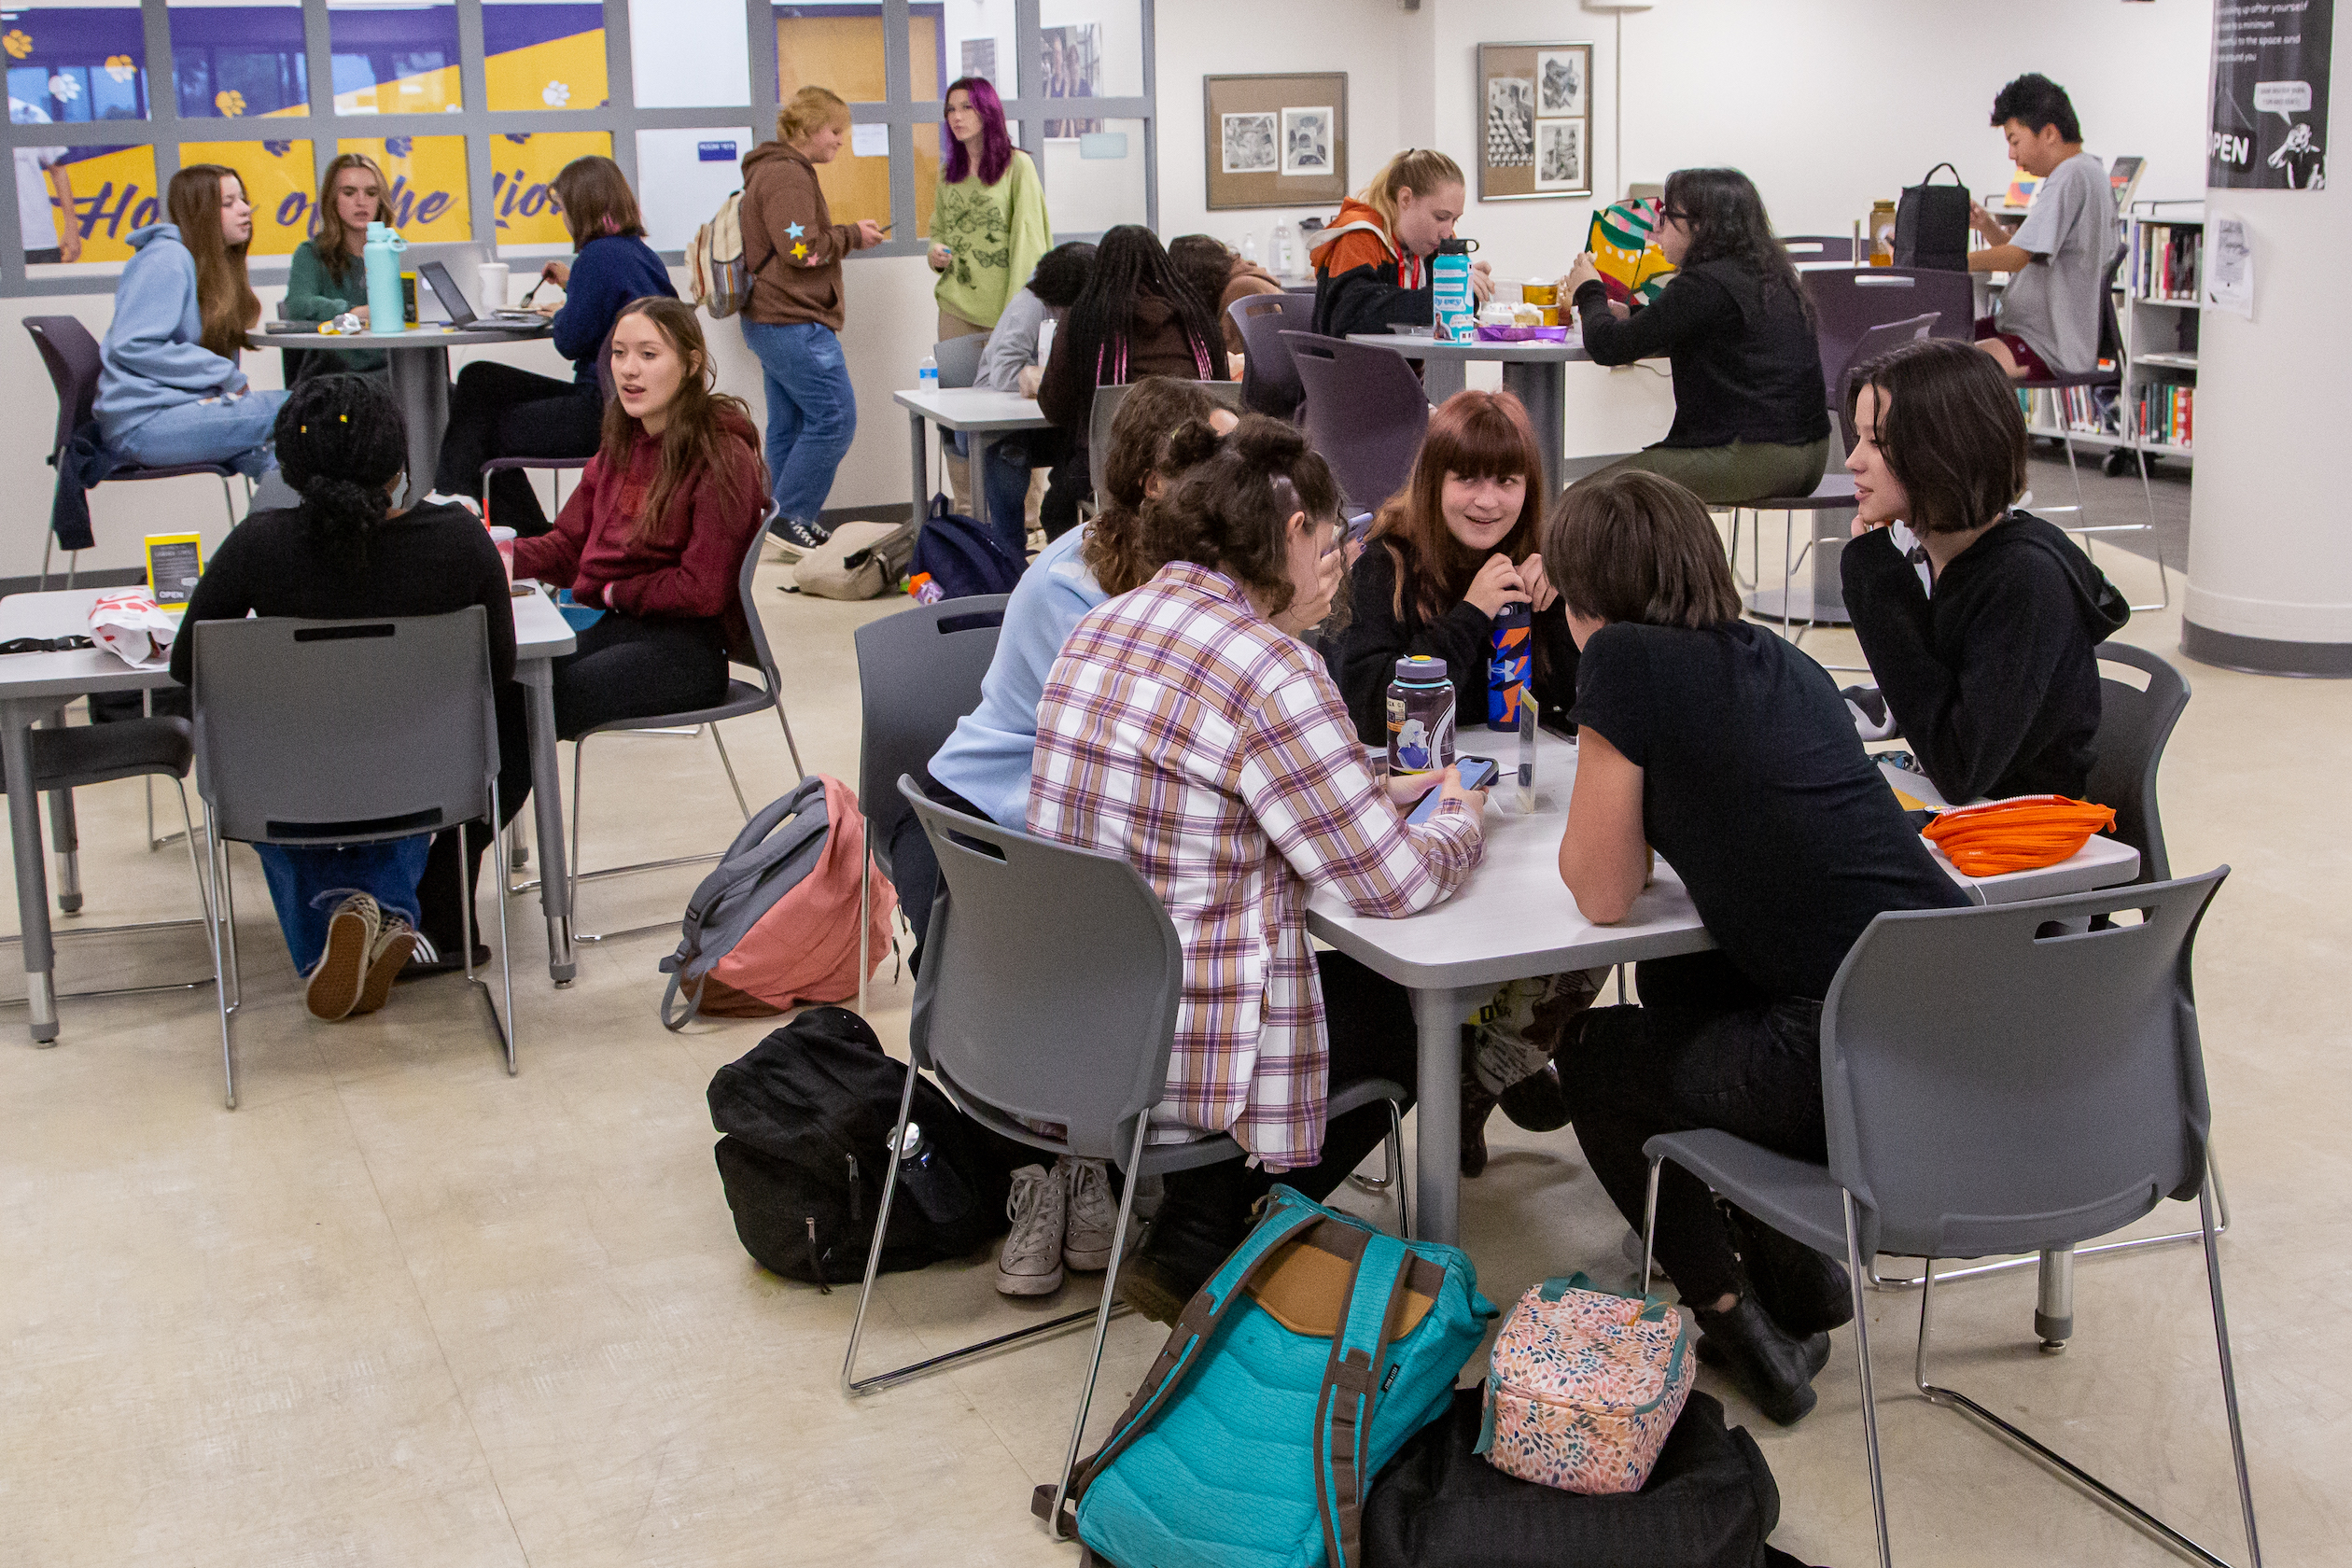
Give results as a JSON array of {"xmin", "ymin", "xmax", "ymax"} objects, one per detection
[
  {"xmin": 1477, "ymin": 1272, "xmax": 1695, "ymax": 1495},
  {"xmin": 659, "ymin": 774, "xmax": 897, "ymax": 1028}
]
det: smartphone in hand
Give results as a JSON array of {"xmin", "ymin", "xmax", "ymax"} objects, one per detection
[{"xmin": 1405, "ymin": 756, "xmax": 1498, "ymax": 825}]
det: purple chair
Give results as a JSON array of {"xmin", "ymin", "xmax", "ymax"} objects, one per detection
[
  {"xmin": 1280, "ymin": 331, "xmax": 1429, "ymax": 513},
  {"xmin": 1801, "ymin": 268, "xmax": 1973, "ymax": 404},
  {"xmin": 1227, "ymin": 291, "xmax": 1311, "ymax": 419},
  {"xmin": 1781, "ymin": 234, "xmax": 1857, "ymax": 264}
]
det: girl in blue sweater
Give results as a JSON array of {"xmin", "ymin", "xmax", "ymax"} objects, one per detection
[
  {"xmin": 96, "ymin": 164, "xmax": 285, "ymax": 474},
  {"xmin": 433, "ymin": 155, "xmax": 675, "ymax": 534}
]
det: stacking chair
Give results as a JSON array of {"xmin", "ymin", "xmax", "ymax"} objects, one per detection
[
  {"xmin": 931, "ymin": 331, "xmax": 987, "ymax": 389},
  {"xmin": 481, "ymin": 455, "xmax": 588, "ymax": 534},
  {"xmin": 1780, "ymin": 234, "xmax": 1856, "ymax": 264},
  {"xmin": 842, "ymin": 782, "xmax": 1411, "ymax": 1541},
  {"xmin": 25, "ymin": 316, "xmax": 243, "ymax": 588},
  {"xmin": 1281, "ymin": 331, "xmax": 1430, "ymax": 513},
  {"xmin": 1227, "ymin": 290, "xmax": 1313, "ymax": 418},
  {"xmin": 190, "ymin": 609, "xmax": 515, "ymax": 1110},
  {"xmin": 566, "ymin": 507, "xmax": 805, "ymax": 942},
  {"xmin": 1085, "ymin": 379, "xmax": 1247, "ymax": 512},
  {"xmin": 1640, "ymin": 870, "xmax": 2261, "ymax": 1568},
  {"xmin": 850, "ymin": 595, "xmax": 1012, "ymax": 1018}
]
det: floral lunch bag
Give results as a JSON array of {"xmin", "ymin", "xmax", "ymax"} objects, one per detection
[{"xmin": 1476, "ymin": 1271, "xmax": 1695, "ymax": 1495}]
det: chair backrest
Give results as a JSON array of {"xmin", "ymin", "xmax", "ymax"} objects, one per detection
[
  {"xmin": 932, "ymin": 333, "xmax": 986, "ymax": 390},
  {"xmin": 23, "ymin": 315, "xmax": 101, "ymax": 458},
  {"xmin": 1821, "ymin": 868, "xmax": 2227, "ymax": 1262},
  {"xmin": 1780, "ymin": 234, "xmax": 1856, "ymax": 263},
  {"xmin": 852, "ymin": 595, "xmax": 1010, "ymax": 876},
  {"xmin": 903, "ymin": 782, "xmax": 1184, "ymax": 1163},
  {"xmin": 2094, "ymin": 245, "xmax": 2127, "ymax": 365},
  {"xmin": 1086, "ymin": 378, "xmax": 1247, "ymax": 511},
  {"xmin": 733, "ymin": 499, "xmax": 782, "ymax": 679},
  {"xmin": 2085, "ymin": 642, "xmax": 2189, "ymax": 884},
  {"xmin": 191, "ymin": 608, "xmax": 499, "ymax": 846},
  {"xmin": 1281, "ymin": 331, "xmax": 1431, "ymax": 513},
  {"xmin": 1831, "ymin": 312, "xmax": 1939, "ymax": 446},
  {"xmin": 1229, "ymin": 290, "xmax": 1312, "ymax": 417},
  {"xmin": 1801, "ymin": 268, "xmax": 1972, "ymax": 402}
]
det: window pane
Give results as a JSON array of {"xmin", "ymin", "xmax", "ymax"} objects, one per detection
[
  {"xmin": 25, "ymin": 142, "xmax": 156, "ymax": 262},
  {"xmin": 630, "ymin": 0, "xmax": 746, "ymax": 108},
  {"xmin": 338, "ymin": 133, "xmax": 469, "ymax": 240},
  {"xmin": 483, "ymin": 0, "xmax": 604, "ymax": 113},
  {"xmin": 775, "ymin": 2, "xmax": 884, "ymax": 105},
  {"xmin": 795, "ymin": 116, "xmax": 887, "ymax": 231},
  {"xmin": 1038, "ymin": 0, "xmax": 1141, "ymax": 102},
  {"xmin": 912, "ymin": 121, "xmax": 938, "ymax": 238},
  {"xmin": 1042, "ymin": 118, "xmax": 1143, "ymax": 232},
  {"xmin": 4, "ymin": 1, "xmax": 150, "ymax": 122},
  {"xmin": 329, "ymin": 0, "xmax": 460, "ymax": 115},
  {"xmin": 492, "ymin": 128, "xmax": 608, "ymax": 252},
  {"xmin": 941, "ymin": 0, "xmax": 1010, "ymax": 98},
  {"xmin": 181, "ymin": 136, "xmax": 313, "ymax": 254},
  {"xmin": 169, "ymin": 1, "xmax": 307, "ymax": 120},
  {"xmin": 634, "ymin": 126, "xmax": 752, "ymax": 250}
]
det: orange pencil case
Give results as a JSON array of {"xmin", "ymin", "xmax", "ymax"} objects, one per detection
[{"xmin": 1922, "ymin": 795, "xmax": 2117, "ymax": 876}]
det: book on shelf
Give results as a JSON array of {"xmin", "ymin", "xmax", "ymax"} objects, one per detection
[
  {"xmin": 2017, "ymin": 385, "xmax": 2120, "ymax": 439},
  {"xmin": 2135, "ymin": 383, "xmax": 2194, "ymax": 451},
  {"xmin": 2131, "ymin": 220, "xmax": 2203, "ymax": 301}
]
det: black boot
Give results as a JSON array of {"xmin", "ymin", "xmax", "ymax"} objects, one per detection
[
  {"xmin": 1495, "ymin": 1060, "xmax": 1571, "ymax": 1131},
  {"xmin": 1724, "ymin": 1203, "xmax": 1855, "ymax": 1337},
  {"xmin": 1118, "ymin": 1203, "xmax": 1248, "ymax": 1325},
  {"xmin": 1690, "ymin": 1293, "xmax": 1824, "ymax": 1426}
]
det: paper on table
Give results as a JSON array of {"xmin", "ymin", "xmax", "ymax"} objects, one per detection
[
  {"xmin": 850, "ymin": 123, "xmax": 889, "ymax": 158},
  {"xmin": 2205, "ymin": 215, "xmax": 2253, "ymax": 319}
]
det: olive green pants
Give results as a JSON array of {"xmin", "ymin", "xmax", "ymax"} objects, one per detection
[{"xmin": 1583, "ymin": 434, "xmax": 1834, "ymax": 508}]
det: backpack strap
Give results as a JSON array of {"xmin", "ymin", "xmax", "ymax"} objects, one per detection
[{"xmin": 1313, "ymin": 1230, "xmax": 1416, "ymax": 1568}]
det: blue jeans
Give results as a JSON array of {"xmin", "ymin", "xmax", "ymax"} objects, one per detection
[
  {"xmin": 253, "ymin": 836, "xmax": 431, "ymax": 973},
  {"xmin": 740, "ymin": 320, "xmax": 855, "ymax": 527},
  {"xmin": 950, "ymin": 428, "xmax": 1053, "ymax": 558},
  {"xmin": 105, "ymin": 390, "xmax": 286, "ymax": 477}
]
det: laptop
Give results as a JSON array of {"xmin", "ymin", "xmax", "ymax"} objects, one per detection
[{"xmin": 418, "ymin": 259, "xmax": 546, "ymax": 330}]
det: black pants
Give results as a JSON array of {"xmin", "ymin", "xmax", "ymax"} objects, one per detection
[
  {"xmin": 1041, "ymin": 440, "xmax": 1088, "ymax": 541},
  {"xmin": 553, "ymin": 612, "xmax": 728, "ymax": 741},
  {"xmin": 1557, "ymin": 950, "xmax": 1827, "ymax": 1306},
  {"xmin": 1156, "ymin": 949, "xmax": 1420, "ymax": 1233},
  {"xmin": 435, "ymin": 363, "xmax": 602, "ymax": 535},
  {"xmin": 414, "ymin": 680, "xmax": 533, "ymax": 954},
  {"xmin": 888, "ymin": 770, "xmax": 984, "ymax": 979}
]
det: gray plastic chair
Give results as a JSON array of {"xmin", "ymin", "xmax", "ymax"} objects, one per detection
[
  {"xmin": 931, "ymin": 332, "xmax": 987, "ymax": 390},
  {"xmin": 841, "ymin": 781, "xmax": 1409, "ymax": 1542},
  {"xmin": 564, "ymin": 505, "xmax": 806, "ymax": 942},
  {"xmin": 191, "ymin": 608, "xmax": 514, "ymax": 1109},
  {"xmin": 1639, "ymin": 870, "xmax": 2260, "ymax": 1568},
  {"xmin": 1228, "ymin": 290, "xmax": 1312, "ymax": 418},
  {"xmin": 1281, "ymin": 331, "xmax": 1431, "ymax": 514},
  {"xmin": 1085, "ymin": 378, "xmax": 1248, "ymax": 512},
  {"xmin": 850, "ymin": 594, "xmax": 1012, "ymax": 1016}
]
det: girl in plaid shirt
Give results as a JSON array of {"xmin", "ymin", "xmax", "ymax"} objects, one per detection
[{"xmin": 1030, "ymin": 417, "xmax": 1490, "ymax": 1321}]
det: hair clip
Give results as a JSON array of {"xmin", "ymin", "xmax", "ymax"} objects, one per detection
[
  {"xmin": 340, "ymin": 413, "xmax": 347, "ymax": 422},
  {"xmin": 299, "ymin": 424, "xmax": 307, "ymax": 433}
]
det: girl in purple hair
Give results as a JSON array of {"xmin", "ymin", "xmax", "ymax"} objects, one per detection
[{"xmin": 928, "ymin": 76, "xmax": 1053, "ymax": 341}]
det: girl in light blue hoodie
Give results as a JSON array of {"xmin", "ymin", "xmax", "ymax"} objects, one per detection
[{"xmin": 96, "ymin": 163, "xmax": 283, "ymax": 474}]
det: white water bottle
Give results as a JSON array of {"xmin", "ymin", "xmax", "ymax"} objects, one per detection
[
  {"xmin": 1239, "ymin": 231, "xmax": 1258, "ymax": 264},
  {"xmin": 917, "ymin": 354, "xmax": 938, "ymax": 392},
  {"xmin": 1272, "ymin": 220, "xmax": 1295, "ymax": 275}
]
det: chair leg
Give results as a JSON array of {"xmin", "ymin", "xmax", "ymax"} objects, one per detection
[
  {"xmin": 567, "ymin": 734, "xmax": 588, "ymax": 936},
  {"xmin": 1639, "ymin": 1155, "xmax": 1662, "ymax": 1292},
  {"xmin": 2200, "ymin": 1176, "xmax": 2265, "ymax": 1568},
  {"xmin": 64, "ymin": 549, "xmax": 79, "ymax": 590},
  {"xmin": 710, "ymin": 723, "xmax": 752, "ymax": 820},
  {"xmin": 2132, "ymin": 442, "xmax": 2172, "ymax": 611},
  {"xmin": 774, "ymin": 700, "xmax": 806, "ymax": 781},
  {"xmin": 1385, "ymin": 1099, "xmax": 1411, "ymax": 1236},
  {"xmin": 1048, "ymin": 1113, "xmax": 1154, "ymax": 1540},
  {"xmin": 857, "ymin": 849, "xmax": 871, "ymax": 1019},
  {"xmin": 217, "ymin": 834, "xmax": 243, "ymax": 1011},
  {"xmin": 1842, "ymin": 1191, "xmax": 1895, "ymax": 1568},
  {"xmin": 40, "ymin": 532, "xmax": 52, "ymax": 592},
  {"xmin": 187, "ymin": 790, "xmax": 234, "ymax": 1111}
]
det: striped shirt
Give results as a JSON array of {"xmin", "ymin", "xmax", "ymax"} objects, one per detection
[{"xmin": 1029, "ymin": 562, "xmax": 1483, "ymax": 1170}]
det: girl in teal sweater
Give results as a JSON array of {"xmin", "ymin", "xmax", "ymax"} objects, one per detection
[{"xmin": 282, "ymin": 152, "xmax": 392, "ymax": 374}]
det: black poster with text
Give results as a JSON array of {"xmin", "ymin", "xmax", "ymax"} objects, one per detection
[{"xmin": 2210, "ymin": 0, "xmax": 2333, "ymax": 188}]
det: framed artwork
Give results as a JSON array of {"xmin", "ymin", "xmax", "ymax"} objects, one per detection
[
  {"xmin": 1204, "ymin": 73, "xmax": 1349, "ymax": 209},
  {"xmin": 1477, "ymin": 41, "xmax": 1592, "ymax": 200}
]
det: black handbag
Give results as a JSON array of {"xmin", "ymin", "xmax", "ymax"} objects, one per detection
[{"xmin": 1895, "ymin": 161, "xmax": 1972, "ymax": 273}]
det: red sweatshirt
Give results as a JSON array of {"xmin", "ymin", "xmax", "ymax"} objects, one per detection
[{"xmin": 513, "ymin": 412, "xmax": 766, "ymax": 653}]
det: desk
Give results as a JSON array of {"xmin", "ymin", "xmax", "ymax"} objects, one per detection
[
  {"xmin": 1306, "ymin": 729, "xmax": 2142, "ymax": 1244},
  {"xmin": 0, "ymin": 585, "xmax": 578, "ymax": 1042},
  {"xmin": 248, "ymin": 322, "xmax": 554, "ymax": 509},
  {"xmin": 890, "ymin": 387, "xmax": 1054, "ymax": 543},
  {"xmin": 1344, "ymin": 332, "xmax": 1594, "ymax": 495}
]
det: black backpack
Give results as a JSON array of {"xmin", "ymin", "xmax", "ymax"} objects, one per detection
[
  {"xmin": 1364, "ymin": 1386, "xmax": 1819, "ymax": 1568},
  {"xmin": 707, "ymin": 1006, "xmax": 1022, "ymax": 1290},
  {"xmin": 1894, "ymin": 161, "xmax": 1971, "ymax": 273}
]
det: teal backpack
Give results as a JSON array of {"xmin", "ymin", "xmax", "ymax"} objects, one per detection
[{"xmin": 1034, "ymin": 1186, "xmax": 1497, "ymax": 1568}]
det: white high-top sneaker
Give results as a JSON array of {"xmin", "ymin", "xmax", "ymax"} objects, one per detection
[
  {"xmin": 994, "ymin": 1165, "xmax": 1067, "ymax": 1295},
  {"xmin": 1061, "ymin": 1157, "xmax": 1121, "ymax": 1272}
]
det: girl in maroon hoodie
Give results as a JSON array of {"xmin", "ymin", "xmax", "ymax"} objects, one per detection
[{"xmin": 513, "ymin": 297, "xmax": 769, "ymax": 739}]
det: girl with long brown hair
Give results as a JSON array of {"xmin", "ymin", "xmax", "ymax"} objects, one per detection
[
  {"xmin": 511, "ymin": 297, "xmax": 767, "ymax": 740},
  {"xmin": 282, "ymin": 152, "xmax": 393, "ymax": 373},
  {"xmin": 94, "ymin": 162, "xmax": 283, "ymax": 472}
]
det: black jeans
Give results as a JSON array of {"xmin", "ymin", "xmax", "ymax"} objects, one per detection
[
  {"xmin": 553, "ymin": 612, "xmax": 728, "ymax": 741},
  {"xmin": 1557, "ymin": 950, "xmax": 1827, "ymax": 1306},
  {"xmin": 1040, "ymin": 440, "xmax": 1088, "ymax": 541},
  {"xmin": 435, "ymin": 362, "xmax": 602, "ymax": 535},
  {"xmin": 1156, "ymin": 949, "xmax": 1420, "ymax": 1233},
  {"xmin": 887, "ymin": 770, "xmax": 985, "ymax": 979},
  {"xmin": 414, "ymin": 680, "xmax": 533, "ymax": 955}
]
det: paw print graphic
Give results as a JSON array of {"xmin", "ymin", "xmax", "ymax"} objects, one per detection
[
  {"xmin": 3, "ymin": 31, "xmax": 30, "ymax": 61},
  {"xmin": 385, "ymin": 136, "xmax": 413, "ymax": 158},
  {"xmin": 49, "ymin": 74, "xmax": 79, "ymax": 104},
  {"xmin": 104, "ymin": 55, "xmax": 134, "ymax": 84},
  {"xmin": 215, "ymin": 89, "xmax": 245, "ymax": 117},
  {"xmin": 263, "ymin": 140, "xmax": 291, "ymax": 158},
  {"xmin": 541, "ymin": 80, "xmax": 569, "ymax": 108}
]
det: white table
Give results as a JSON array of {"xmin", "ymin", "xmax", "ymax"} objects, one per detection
[
  {"xmin": 0, "ymin": 585, "xmax": 579, "ymax": 1042},
  {"xmin": 1306, "ymin": 728, "xmax": 2142, "ymax": 1244},
  {"xmin": 249, "ymin": 322, "xmax": 554, "ymax": 509},
  {"xmin": 891, "ymin": 386, "xmax": 1054, "ymax": 542},
  {"xmin": 1344, "ymin": 331, "xmax": 1595, "ymax": 495}
]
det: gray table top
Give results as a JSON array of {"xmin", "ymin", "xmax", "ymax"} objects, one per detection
[
  {"xmin": 1346, "ymin": 331, "xmax": 1592, "ymax": 364},
  {"xmin": 891, "ymin": 386, "xmax": 1055, "ymax": 431},
  {"xmin": 248, "ymin": 321, "xmax": 552, "ymax": 350}
]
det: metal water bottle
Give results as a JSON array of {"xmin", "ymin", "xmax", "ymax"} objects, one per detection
[
  {"xmin": 1488, "ymin": 600, "xmax": 1532, "ymax": 728},
  {"xmin": 1387, "ymin": 655, "xmax": 1456, "ymax": 782},
  {"xmin": 1432, "ymin": 237, "xmax": 1478, "ymax": 340},
  {"xmin": 363, "ymin": 221, "xmax": 406, "ymax": 333}
]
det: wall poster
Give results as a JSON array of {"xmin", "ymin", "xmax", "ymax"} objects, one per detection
[
  {"xmin": 1477, "ymin": 42, "xmax": 1592, "ymax": 200},
  {"xmin": 2209, "ymin": 0, "xmax": 2332, "ymax": 189},
  {"xmin": 1202, "ymin": 73, "xmax": 1348, "ymax": 210}
]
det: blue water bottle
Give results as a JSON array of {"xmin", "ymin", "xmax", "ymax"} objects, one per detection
[
  {"xmin": 1432, "ymin": 237, "xmax": 1477, "ymax": 340},
  {"xmin": 363, "ymin": 221, "xmax": 407, "ymax": 333}
]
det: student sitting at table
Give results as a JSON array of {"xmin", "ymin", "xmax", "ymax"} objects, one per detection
[
  {"xmin": 1966, "ymin": 74, "xmax": 2118, "ymax": 381},
  {"xmin": 1331, "ymin": 387, "xmax": 1593, "ymax": 1175},
  {"xmin": 95, "ymin": 163, "xmax": 285, "ymax": 478},
  {"xmin": 1561, "ymin": 168, "xmax": 1830, "ymax": 507},
  {"xmin": 971, "ymin": 240, "xmax": 1096, "ymax": 550},
  {"xmin": 1167, "ymin": 232, "xmax": 1280, "ymax": 368},
  {"xmin": 1036, "ymin": 224, "xmax": 1229, "ymax": 538},
  {"xmin": 1030, "ymin": 415, "xmax": 1487, "ymax": 1322},
  {"xmin": 1308, "ymin": 147, "xmax": 1492, "ymax": 339},
  {"xmin": 1546, "ymin": 469, "xmax": 1967, "ymax": 1425},
  {"xmin": 1840, "ymin": 340, "xmax": 2126, "ymax": 804},
  {"xmin": 435, "ymin": 155, "xmax": 676, "ymax": 535},
  {"xmin": 511, "ymin": 298, "xmax": 768, "ymax": 744},
  {"xmin": 170, "ymin": 375, "xmax": 527, "ymax": 1014},
  {"xmin": 280, "ymin": 152, "xmax": 394, "ymax": 377}
]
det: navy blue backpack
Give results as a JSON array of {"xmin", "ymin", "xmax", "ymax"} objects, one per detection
[{"xmin": 909, "ymin": 493, "xmax": 1025, "ymax": 601}]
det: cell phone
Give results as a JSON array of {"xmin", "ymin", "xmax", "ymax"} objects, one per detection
[
  {"xmin": 1405, "ymin": 756, "xmax": 1499, "ymax": 825},
  {"xmin": 1343, "ymin": 511, "xmax": 1375, "ymax": 545}
]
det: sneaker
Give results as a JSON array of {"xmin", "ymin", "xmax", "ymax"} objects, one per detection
[
  {"xmin": 304, "ymin": 894, "xmax": 381, "ymax": 1021},
  {"xmin": 348, "ymin": 916, "xmax": 418, "ymax": 1016},
  {"xmin": 1061, "ymin": 1157, "xmax": 1121, "ymax": 1271},
  {"xmin": 994, "ymin": 1165, "xmax": 1067, "ymax": 1296},
  {"xmin": 395, "ymin": 931, "xmax": 493, "ymax": 981},
  {"xmin": 768, "ymin": 515, "xmax": 833, "ymax": 562}
]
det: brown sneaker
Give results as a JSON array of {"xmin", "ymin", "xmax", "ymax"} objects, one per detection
[
  {"xmin": 348, "ymin": 916, "xmax": 418, "ymax": 1016},
  {"xmin": 304, "ymin": 895, "xmax": 381, "ymax": 1021}
]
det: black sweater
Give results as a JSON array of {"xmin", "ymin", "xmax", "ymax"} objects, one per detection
[
  {"xmin": 1572, "ymin": 259, "xmax": 1829, "ymax": 449},
  {"xmin": 1331, "ymin": 539, "xmax": 1579, "ymax": 747},
  {"xmin": 1840, "ymin": 511, "xmax": 2128, "ymax": 804},
  {"xmin": 170, "ymin": 501, "xmax": 518, "ymax": 689}
]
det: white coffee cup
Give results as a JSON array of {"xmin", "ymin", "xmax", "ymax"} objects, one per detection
[
  {"xmin": 477, "ymin": 260, "xmax": 511, "ymax": 312},
  {"xmin": 488, "ymin": 524, "xmax": 516, "ymax": 582},
  {"xmin": 1034, "ymin": 315, "xmax": 1057, "ymax": 369}
]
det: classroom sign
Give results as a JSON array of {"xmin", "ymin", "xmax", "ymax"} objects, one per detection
[{"xmin": 2209, "ymin": 0, "xmax": 2333, "ymax": 189}]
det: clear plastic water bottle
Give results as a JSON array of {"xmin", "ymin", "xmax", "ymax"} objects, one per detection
[
  {"xmin": 1239, "ymin": 231, "xmax": 1259, "ymax": 264},
  {"xmin": 1272, "ymin": 220, "xmax": 1295, "ymax": 275},
  {"xmin": 917, "ymin": 354, "xmax": 938, "ymax": 393}
]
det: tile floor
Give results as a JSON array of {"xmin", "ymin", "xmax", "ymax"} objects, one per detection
[{"xmin": 1, "ymin": 539, "xmax": 2343, "ymax": 1567}]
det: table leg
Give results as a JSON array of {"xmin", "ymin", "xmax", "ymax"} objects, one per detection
[
  {"xmin": 1503, "ymin": 360, "xmax": 1567, "ymax": 498},
  {"xmin": 519, "ymin": 661, "xmax": 574, "ymax": 984},
  {"xmin": 1421, "ymin": 357, "xmax": 1467, "ymax": 403},
  {"xmin": 967, "ymin": 432, "xmax": 994, "ymax": 540},
  {"xmin": 908, "ymin": 409, "xmax": 930, "ymax": 526},
  {"xmin": 388, "ymin": 345, "xmax": 454, "ymax": 510},
  {"xmin": 38, "ymin": 710, "xmax": 78, "ymax": 916},
  {"xmin": 1408, "ymin": 984, "xmax": 1483, "ymax": 1244},
  {"xmin": 3, "ymin": 707, "xmax": 59, "ymax": 1042}
]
